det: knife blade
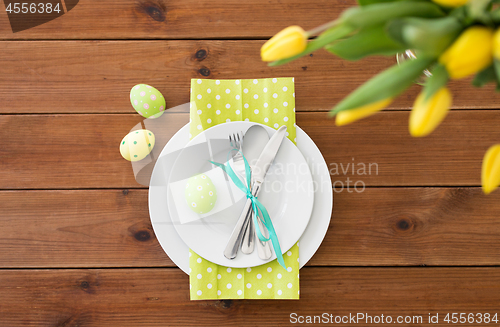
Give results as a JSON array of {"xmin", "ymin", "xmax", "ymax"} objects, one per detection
[{"xmin": 224, "ymin": 125, "xmax": 287, "ymax": 260}]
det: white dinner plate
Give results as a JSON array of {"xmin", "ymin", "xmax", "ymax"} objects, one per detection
[
  {"xmin": 167, "ymin": 122, "xmax": 314, "ymax": 268},
  {"xmin": 149, "ymin": 123, "xmax": 332, "ymax": 273}
]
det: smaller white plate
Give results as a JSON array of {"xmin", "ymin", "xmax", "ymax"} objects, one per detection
[{"xmin": 167, "ymin": 122, "xmax": 315, "ymax": 268}]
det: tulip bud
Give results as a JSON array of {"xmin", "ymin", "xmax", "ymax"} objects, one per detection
[
  {"xmin": 482, "ymin": 144, "xmax": 500, "ymax": 194},
  {"xmin": 439, "ymin": 26, "xmax": 494, "ymax": 79},
  {"xmin": 335, "ymin": 98, "xmax": 392, "ymax": 126},
  {"xmin": 431, "ymin": 0, "xmax": 468, "ymax": 7},
  {"xmin": 409, "ymin": 87, "xmax": 451, "ymax": 137},
  {"xmin": 261, "ymin": 26, "xmax": 307, "ymax": 62}
]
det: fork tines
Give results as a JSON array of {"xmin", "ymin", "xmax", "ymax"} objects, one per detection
[{"xmin": 229, "ymin": 132, "xmax": 243, "ymax": 150}]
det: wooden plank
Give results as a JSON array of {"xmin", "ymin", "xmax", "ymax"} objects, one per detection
[
  {"xmin": 0, "ymin": 113, "xmax": 188, "ymax": 189},
  {"xmin": 0, "ymin": 41, "xmax": 498, "ymax": 113},
  {"xmin": 1, "ymin": 188, "xmax": 500, "ymax": 268},
  {"xmin": 0, "ymin": 190, "xmax": 172, "ymax": 268},
  {"xmin": 300, "ymin": 110, "xmax": 499, "ymax": 187},
  {"xmin": 0, "ymin": 267, "xmax": 499, "ymax": 326},
  {"xmin": 325, "ymin": 187, "xmax": 500, "ymax": 266},
  {"xmin": 0, "ymin": 111, "xmax": 496, "ymax": 189},
  {"xmin": 0, "ymin": 0, "xmax": 352, "ymax": 40}
]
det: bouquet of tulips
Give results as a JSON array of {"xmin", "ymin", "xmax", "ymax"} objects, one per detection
[{"xmin": 261, "ymin": 0, "xmax": 500, "ymax": 194}]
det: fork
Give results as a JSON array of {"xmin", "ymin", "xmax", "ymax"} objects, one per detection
[
  {"xmin": 229, "ymin": 131, "xmax": 245, "ymax": 182},
  {"xmin": 229, "ymin": 132, "xmax": 255, "ymax": 254}
]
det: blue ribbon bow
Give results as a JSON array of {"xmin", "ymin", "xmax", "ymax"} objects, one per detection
[{"xmin": 211, "ymin": 150, "xmax": 286, "ymax": 269}]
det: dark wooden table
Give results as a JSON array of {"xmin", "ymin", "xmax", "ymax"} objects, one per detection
[{"xmin": 2, "ymin": 1, "xmax": 500, "ymax": 326}]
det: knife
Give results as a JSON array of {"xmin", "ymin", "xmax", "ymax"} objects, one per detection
[{"xmin": 224, "ymin": 125, "xmax": 287, "ymax": 260}]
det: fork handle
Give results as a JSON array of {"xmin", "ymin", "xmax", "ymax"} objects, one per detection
[
  {"xmin": 241, "ymin": 213, "xmax": 255, "ymax": 254},
  {"xmin": 223, "ymin": 184, "xmax": 260, "ymax": 260},
  {"xmin": 224, "ymin": 198, "xmax": 253, "ymax": 259}
]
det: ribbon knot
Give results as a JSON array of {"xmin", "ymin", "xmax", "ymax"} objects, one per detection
[{"xmin": 210, "ymin": 150, "xmax": 286, "ymax": 270}]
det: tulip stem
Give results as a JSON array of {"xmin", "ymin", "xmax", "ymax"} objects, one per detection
[{"xmin": 306, "ymin": 19, "xmax": 340, "ymax": 37}]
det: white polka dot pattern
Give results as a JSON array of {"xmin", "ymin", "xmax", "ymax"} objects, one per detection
[
  {"xmin": 188, "ymin": 78, "xmax": 299, "ymax": 300},
  {"xmin": 188, "ymin": 245, "xmax": 299, "ymax": 300},
  {"xmin": 188, "ymin": 78, "xmax": 297, "ymax": 139}
]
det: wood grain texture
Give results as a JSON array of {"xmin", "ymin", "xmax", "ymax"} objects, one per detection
[
  {"xmin": 326, "ymin": 187, "xmax": 500, "ymax": 266},
  {"xmin": 2, "ymin": 188, "xmax": 500, "ymax": 268},
  {"xmin": 0, "ymin": 190, "xmax": 172, "ymax": 268},
  {"xmin": 0, "ymin": 41, "xmax": 498, "ymax": 114},
  {"xmin": 0, "ymin": 111, "xmax": 497, "ymax": 189},
  {"xmin": 1, "ymin": 267, "xmax": 500, "ymax": 326},
  {"xmin": 0, "ymin": 0, "xmax": 351, "ymax": 40},
  {"xmin": 1, "ymin": 0, "xmax": 498, "ymax": 322},
  {"xmin": 0, "ymin": 113, "xmax": 189, "ymax": 189},
  {"xmin": 300, "ymin": 110, "xmax": 499, "ymax": 187}
]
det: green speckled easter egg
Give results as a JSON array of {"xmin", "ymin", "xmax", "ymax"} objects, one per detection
[
  {"xmin": 119, "ymin": 129, "xmax": 155, "ymax": 162},
  {"xmin": 185, "ymin": 174, "xmax": 217, "ymax": 214},
  {"xmin": 130, "ymin": 84, "xmax": 166, "ymax": 119}
]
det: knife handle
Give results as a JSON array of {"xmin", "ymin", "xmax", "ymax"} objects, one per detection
[
  {"xmin": 224, "ymin": 183, "xmax": 261, "ymax": 260},
  {"xmin": 256, "ymin": 213, "xmax": 273, "ymax": 260}
]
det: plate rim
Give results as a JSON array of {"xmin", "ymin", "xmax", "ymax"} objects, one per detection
[{"xmin": 166, "ymin": 121, "xmax": 314, "ymax": 268}]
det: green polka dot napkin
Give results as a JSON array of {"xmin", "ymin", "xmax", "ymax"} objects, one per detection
[{"xmin": 189, "ymin": 78, "xmax": 299, "ymax": 300}]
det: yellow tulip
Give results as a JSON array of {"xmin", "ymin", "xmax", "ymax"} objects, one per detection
[
  {"xmin": 431, "ymin": 0, "xmax": 468, "ymax": 7},
  {"xmin": 439, "ymin": 26, "xmax": 494, "ymax": 79},
  {"xmin": 493, "ymin": 28, "xmax": 500, "ymax": 60},
  {"xmin": 409, "ymin": 87, "xmax": 452, "ymax": 137},
  {"xmin": 335, "ymin": 98, "xmax": 392, "ymax": 126},
  {"xmin": 482, "ymin": 144, "xmax": 500, "ymax": 194},
  {"xmin": 261, "ymin": 26, "xmax": 307, "ymax": 62}
]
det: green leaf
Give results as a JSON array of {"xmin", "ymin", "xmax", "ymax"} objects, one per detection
[
  {"xmin": 341, "ymin": 1, "xmax": 445, "ymax": 29},
  {"xmin": 325, "ymin": 24, "xmax": 406, "ymax": 60},
  {"xmin": 268, "ymin": 24, "xmax": 354, "ymax": 67},
  {"xmin": 422, "ymin": 64, "xmax": 449, "ymax": 100},
  {"xmin": 472, "ymin": 65, "xmax": 497, "ymax": 87},
  {"xmin": 357, "ymin": 0, "xmax": 426, "ymax": 6},
  {"xmin": 467, "ymin": 0, "xmax": 490, "ymax": 15},
  {"xmin": 492, "ymin": 59, "xmax": 500, "ymax": 91},
  {"xmin": 357, "ymin": 0, "xmax": 395, "ymax": 6},
  {"xmin": 386, "ymin": 16, "xmax": 463, "ymax": 56},
  {"xmin": 495, "ymin": 59, "xmax": 500, "ymax": 81},
  {"xmin": 491, "ymin": 8, "xmax": 500, "ymax": 24},
  {"xmin": 467, "ymin": 0, "xmax": 493, "ymax": 26},
  {"xmin": 448, "ymin": 6, "xmax": 469, "ymax": 25},
  {"xmin": 330, "ymin": 56, "xmax": 435, "ymax": 115},
  {"xmin": 269, "ymin": 1, "xmax": 444, "ymax": 67}
]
